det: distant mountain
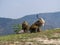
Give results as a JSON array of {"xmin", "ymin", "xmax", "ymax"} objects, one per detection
[
  {"xmin": 0, "ymin": 18, "xmax": 15, "ymax": 35},
  {"xmin": 0, "ymin": 12, "xmax": 60, "ymax": 35},
  {"xmin": 16, "ymin": 12, "xmax": 60, "ymax": 29}
]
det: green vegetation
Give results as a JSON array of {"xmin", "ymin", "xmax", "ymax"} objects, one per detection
[
  {"xmin": 0, "ymin": 29, "xmax": 60, "ymax": 42},
  {"xmin": 13, "ymin": 24, "xmax": 22, "ymax": 33}
]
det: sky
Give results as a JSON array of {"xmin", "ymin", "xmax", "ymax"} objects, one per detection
[{"xmin": 0, "ymin": 0, "xmax": 60, "ymax": 19}]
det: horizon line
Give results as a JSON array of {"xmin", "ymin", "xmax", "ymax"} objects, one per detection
[{"xmin": 0, "ymin": 11, "xmax": 60, "ymax": 19}]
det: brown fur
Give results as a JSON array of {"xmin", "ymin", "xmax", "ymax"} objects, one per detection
[
  {"xmin": 22, "ymin": 18, "xmax": 45, "ymax": 33},
  {"xmin": 29, "ymin": 18, "xmax": 45, "ymax": 33},
  {"xmin": 22, "ymin": 21, "xmax": 30, "ymax": 33}
]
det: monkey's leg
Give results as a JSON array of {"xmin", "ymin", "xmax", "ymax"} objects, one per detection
[
  {"xmin": 37, "ymin": 28, "xmax": 41, "ymax": 32},
  {"xmin": 30, "ymin": 29, "xmax": 36, "ymax": 33}
]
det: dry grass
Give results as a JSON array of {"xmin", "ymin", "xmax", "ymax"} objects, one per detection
[{"xmin": 0, "ymin": 29, "xmax": 60, "ymax": 45}]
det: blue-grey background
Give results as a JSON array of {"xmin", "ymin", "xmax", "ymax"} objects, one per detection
[{"xmin": 0, "ymin": 0, "xmax": 60, "ymax": 19}]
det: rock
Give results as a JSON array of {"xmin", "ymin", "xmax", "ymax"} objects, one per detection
[{"xmin": 18, "ymin": 30, "xmax": 24, "ymax": 34}]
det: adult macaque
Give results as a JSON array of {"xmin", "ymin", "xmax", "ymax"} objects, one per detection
[
  {"xmin": 22, "ymin": 21, "xmax": 30, "ymax": 33},
  {"xmin": 30, "ymin": 18, "xmax": 45, "ymax": 33},
  {"xmin": 22, "ymin": 18, "xmax": 45, "ymax": 33}
]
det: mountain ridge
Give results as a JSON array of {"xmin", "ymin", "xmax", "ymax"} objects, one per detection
[{"xmin": 0, "ymin": 12, "xmax": 60, "ymax": 35}]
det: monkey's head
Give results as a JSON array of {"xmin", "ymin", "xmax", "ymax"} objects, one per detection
[
  {"xmin": 22, "ymin": 21, "xmax": 29, "ymax": 26},
  {"xmin": 35, "ymin": 18, "xmax": 45, "ymax": 26}
]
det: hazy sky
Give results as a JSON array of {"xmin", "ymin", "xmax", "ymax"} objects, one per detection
[{"xmin": 0, "ymin": 0, "xmax": 60, "ymax": 19}]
